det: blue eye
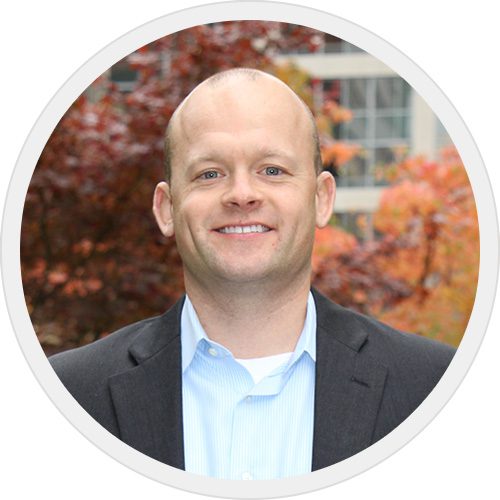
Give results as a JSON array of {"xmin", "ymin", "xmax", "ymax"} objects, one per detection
[
  {"xmin": 200, "ymin": 171, "xmax": 219, "ymax": 180},
  {"xmin": 264, "ymin": 166, "xmax": 282, "ymax": 176}
]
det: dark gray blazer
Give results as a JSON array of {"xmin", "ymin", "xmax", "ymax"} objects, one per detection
[{"xmin": 49, "ymin": 289, "xmax": 455, "ymax": 471}]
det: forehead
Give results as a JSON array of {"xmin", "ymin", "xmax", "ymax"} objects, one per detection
[{"xmin": 170, "ymin": 77, "xmax": 314, "ymax": 163}]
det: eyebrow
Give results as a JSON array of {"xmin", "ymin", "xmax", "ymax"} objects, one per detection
[
  {"xmin": 185, "ymin": 154, "xmax": 226, "ymax": 174},
  {"xmin": 186, "ymin": 149, "xmax": 295, "ymax": 169},
  {"xmin": 258, "ymin": 149, "xmax": 295, "ymax": 162}
]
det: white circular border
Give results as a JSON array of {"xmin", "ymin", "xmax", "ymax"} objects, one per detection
[{"xmin": 1, "ymin": 1, "xmax": 498, "ymax": 498}]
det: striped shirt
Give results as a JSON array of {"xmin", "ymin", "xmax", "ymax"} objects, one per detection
[{"xmin": 181, "ymin": 293, "xmax": 316, "ymax": 479}]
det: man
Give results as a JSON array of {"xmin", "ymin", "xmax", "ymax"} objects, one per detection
[{"xmin": 50, "ymin": 68, "xmax": 455, "ymax": 480}]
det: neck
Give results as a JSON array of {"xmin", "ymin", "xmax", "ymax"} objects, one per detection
[{"xmin": 184, "ymin": 273, "xmax": 312, "ymax": 359}]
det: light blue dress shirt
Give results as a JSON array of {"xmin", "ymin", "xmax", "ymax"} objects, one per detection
[{"xmin": 181, "ymin": 292, "xmax": 317, "ymax": 480}]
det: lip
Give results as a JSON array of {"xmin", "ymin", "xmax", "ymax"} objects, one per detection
[{"xmin": 212, "ymin": 222, "xmax": 274, "ymax": 237}]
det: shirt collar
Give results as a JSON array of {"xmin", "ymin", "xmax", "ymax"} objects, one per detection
[{"xmin": 181, "ymin": 291, "xmax": 317, "ymax": 373}]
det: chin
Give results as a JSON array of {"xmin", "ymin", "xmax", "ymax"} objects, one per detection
[
  {"xmin": 217, "ymin": 268, "xmax": 272, "ymax": 284},
  {"xmin": 205, "ymin": 258, "xmax": 271, "ymax": 281},
  {"xmin": 214, "ymin": 260, "xmax": 296, "ymax": 286}
]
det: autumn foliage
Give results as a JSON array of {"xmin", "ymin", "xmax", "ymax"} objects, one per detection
[
  {"xmin": 313, "ymin": 147, "xmax": 478, "ymax": 347},
  {"xmin": 20, "ymin": 22, "xmax": 478, "ymax": 354}
]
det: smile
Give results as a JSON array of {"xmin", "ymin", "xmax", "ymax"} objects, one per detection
[{"xmin": 217, "ymin": 224, "xmax": 271, "ymax": 234}]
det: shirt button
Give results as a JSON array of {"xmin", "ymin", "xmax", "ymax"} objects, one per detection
[
  {"xmin": 241, "ymin": 472, "xmax": 253, "ymax": 480},
  {"xmin": 208, "ymin": 347, "xmax": 218, "ymax": 357}
]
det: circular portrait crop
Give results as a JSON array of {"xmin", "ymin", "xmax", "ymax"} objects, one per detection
[{"xmin": 3, "ymin": 2, "xmax": 496, "ymax": 499}]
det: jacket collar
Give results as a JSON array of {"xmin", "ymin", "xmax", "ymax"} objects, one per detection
[
  {"xmin": 108, "ymin": 296, "xmax": 186, "ymax": 469},
  {"xmin": 311, "ymin": 289, "xmax": 388, "ymax": 470},
  {"xmin": 108, "ymin": 289, "xmax": 388, "ymax": 472}
]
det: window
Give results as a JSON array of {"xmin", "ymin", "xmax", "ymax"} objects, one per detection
[
  {"xmin": 335, "ymin": 212, "xmax": 374, "ymax": 241},
  {"xmin": 323, "ymin": 34, "xmax": 363, "ymax": 54},
  {"xmin": 109, "ymin": 60, "xmax": 138, "ymax": 93},
  {"xmin": 436, "ymin": 119, "xmax": 452, "ymax": 149},
  {"xmin": 325, "ymin": 77, "xmax": 411, "ymax": 187},
  {"xmin": 281, "ymin": 32, "xmax": 362, "ymax": 55}
]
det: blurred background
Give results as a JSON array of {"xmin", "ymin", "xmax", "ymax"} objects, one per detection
[{"xmin": 20, "ymin": 21, "xmax": 478, "ymax": 354}]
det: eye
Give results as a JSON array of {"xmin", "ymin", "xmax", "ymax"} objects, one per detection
[
  {"xmin": 199, "ymin": 170, "xmax": 220, "ymax": 180},
  {"xmin": 264, "ymin": 166, "xmax": 283, "ymax": 176}
]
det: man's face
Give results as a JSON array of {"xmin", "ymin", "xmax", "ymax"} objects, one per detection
[{"xmin": 154, "ymin": 76, "xmax": 335, "ymax": 289}]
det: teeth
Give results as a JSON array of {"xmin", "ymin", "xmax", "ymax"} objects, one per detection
[{"xmin": 219, "ymin": 224, "xmax": 270, "ymax": 234}]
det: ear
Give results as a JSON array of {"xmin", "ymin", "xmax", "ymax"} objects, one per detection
[
  {"xmin": 315, "ymin": 171, "xmax": 336, "ymax": 228},
  {"xmin": 152, "ymin": 181, "xmax": 175, "ymax": 238}
]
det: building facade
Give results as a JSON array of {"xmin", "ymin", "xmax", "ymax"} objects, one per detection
[
  {"xmin": 277, "ymin": 35, "xmax": 451, "ymax": 239},
  {"xmin": 108, "ymin": 32, "xmax": 451, "ymax": 240}
]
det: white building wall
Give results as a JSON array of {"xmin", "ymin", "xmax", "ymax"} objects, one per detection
[
  {"xmin": 277, "ymin": 51, "xmax": 443, "ymax": 214},
  {"xmin": 410, "ymin": 92, "xmax": 438, "ymax": 159},
  {"xmin": 275, "ymin": 53, "xmax": 395, "ymax": 79}
]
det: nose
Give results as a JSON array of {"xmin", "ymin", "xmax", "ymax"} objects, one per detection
[{"xmin": 220, "ymin": 171, "xmax": 263, "ymax": 211}]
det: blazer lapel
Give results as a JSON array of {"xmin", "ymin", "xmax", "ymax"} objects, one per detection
[
  {"xmin": 108, "ymin": 297, "xmax": 186, "ymax": 469},
  {"xmin": 311, "ymin": 289, "xmax": 388, "ymax": 471},
  {"xmin": 105, "ymin": 290, "xmax": 387, "ymax": 471}
]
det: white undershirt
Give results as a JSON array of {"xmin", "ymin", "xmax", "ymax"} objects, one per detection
[{"xmin": 235, "ymin": 352, "xmax": 293, "ymax": 385}]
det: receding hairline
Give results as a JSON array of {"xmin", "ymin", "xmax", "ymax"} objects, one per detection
[{"xmin": 164, "ymin": 68, "xmax": 323, "ymax": 181}]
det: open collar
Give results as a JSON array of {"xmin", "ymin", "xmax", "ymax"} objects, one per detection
[
  {"xmin": 107, "ymin": 289, "xmax": 388, "ymax": 471},
  {"xmin": 180, "ymin": 291, "xmax": 317, "ymax": 375}
]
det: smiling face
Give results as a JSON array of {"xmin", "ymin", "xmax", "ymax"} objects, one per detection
[{"xmin": 153, "ymin": 71, "xmax": 335, "ymax": 291}]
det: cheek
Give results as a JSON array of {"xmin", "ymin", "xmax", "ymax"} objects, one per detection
[
  {"xmin": 172, "ymin": 192, "xmax": 198, "ymax": 225},
  {"xmin": 173, "ymin": 198, "xmax": 211, "ymax": 242},
  {"xmin": 283, "ymin": 192, "xmax": 316, "ymax": 224}
]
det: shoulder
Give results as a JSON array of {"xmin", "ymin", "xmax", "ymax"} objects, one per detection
[
  {"xmin": 49, "ymin": 316, "xmax": 157, "ymax": 382},
  {"xmin": 48, "ymin": 316, "xmax": 162, "ymax": 435},
  {"xmin": 313, "ymin": 289, "xmax": 456, "ymax": 437},
  {"xmin": 49, "ymin": 297, "xmax": 184, "ymax": 395},
  {"xmin": 47, "ymin": 299, "xmax": 183, "ymax": 435},
  {"xmin": 351, "ymin": 306, "xmax": 455, "ymax": 370},
  {"xmin": 313, "ymin": 288, "xmax": 456, "ymax": 388}
]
